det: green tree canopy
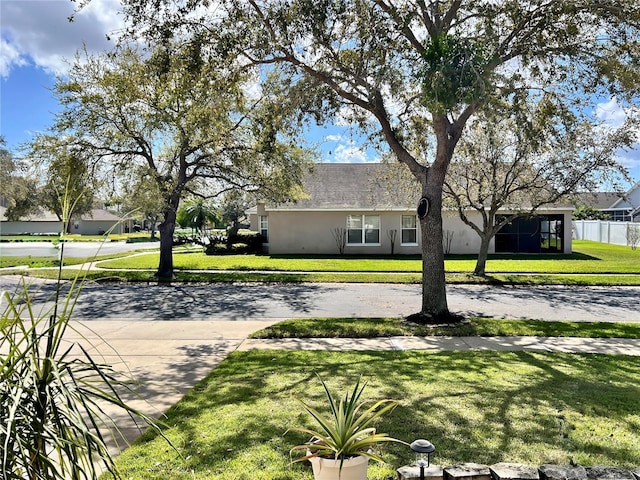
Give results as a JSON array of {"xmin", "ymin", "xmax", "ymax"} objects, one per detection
[
  {"xmin": 29, "ymin": 41, "xmax": 313, "ymax": 277},
  {"xmin": 0, "ymin": 137, "xmax": 40, "ymax": 221},
  {"xmin": 39, "ymin": 148, "xmax": 95, "ymax": 230},
  {"xmin": 573, "ymin": 205, "xmax": 611, "ymax": 221}
]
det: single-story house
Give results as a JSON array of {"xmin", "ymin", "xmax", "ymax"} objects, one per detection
[
  {"xmin": 0, "ymin": 206, "xmax": 129, "ymax": 236},
  {"xmin": 248, "ymin": 163, "xmax": 573, "ymax": 255},
  {"xmin": 574, "ymin": 182, "xmax": 640, "ymax": 222}
]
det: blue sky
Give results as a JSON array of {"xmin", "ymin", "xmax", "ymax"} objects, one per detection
[
  {"xmin": 2, "ymin": 0, "xmax": 639, "ymax": 188},
  {"xmin": 0, "ymin": 0, "xmax": 374, "ymax": 166}
]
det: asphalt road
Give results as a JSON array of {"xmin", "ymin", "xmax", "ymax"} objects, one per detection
[{"xmin": 2, "ymin": 278, "xmax": 638, "ymax": 323}]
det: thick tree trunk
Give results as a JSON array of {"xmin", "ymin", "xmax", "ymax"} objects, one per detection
[
  {"xmin": 407, "ymin": 115, "xmax": 470, "ymax": 323},
  {"xmin": 157, "ymin": 209, "xmax": 176, "ymax": 278},
  {"xmin": 413, "ymin": 166, "xmax": 454, "ymax": 322},
  {"xmin": 474, "ymin": 234, "xmax": 491, "ymax": 276}
]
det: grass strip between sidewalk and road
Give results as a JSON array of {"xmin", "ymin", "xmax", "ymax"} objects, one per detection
[
  {"xmin": 8, "ymin": 269, "xmax": 640, "ymax": 286},
  {"xmin": 104, "ymin": 350, "xmax": 640, "ymax": 479},
  {"xmin": 248, "ymin": 317, "xmax": 640, "ymax": 339}
]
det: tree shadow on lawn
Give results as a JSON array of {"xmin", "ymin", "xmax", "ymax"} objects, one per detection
[{"xmin": 116, "ymin": 350, "xmax": 640, "ymax": 478}]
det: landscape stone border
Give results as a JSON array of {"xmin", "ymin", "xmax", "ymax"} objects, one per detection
[{"xmin": 397, "ymin": 463, "xmax": 640, "ymax": 480}]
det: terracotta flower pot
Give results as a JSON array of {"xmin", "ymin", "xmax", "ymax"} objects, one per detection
[{"xmin": 308, "ymin": 455, "xmax": 369, "ymax": 480}]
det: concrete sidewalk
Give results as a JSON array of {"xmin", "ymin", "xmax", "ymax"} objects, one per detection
[{"xmin": 238, "ymin": 335, "xmax": 640, "ymax": 356}]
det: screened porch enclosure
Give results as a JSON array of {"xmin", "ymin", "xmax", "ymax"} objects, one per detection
[{"xmin": 495, "ymin": 215, "xmax": 564, "ymax": 253}]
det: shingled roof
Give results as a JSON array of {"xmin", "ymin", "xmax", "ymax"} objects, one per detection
[
  {"xmin": 270, "ymin": 162, "xmax": 419, "ymax": 210},
  {"xmin": 570, "ymin": 192, "xmax": 624, "ymax": 210}
]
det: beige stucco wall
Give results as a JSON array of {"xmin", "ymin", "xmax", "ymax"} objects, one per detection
[
  {"xmin": 72, "ymin": 220, "xmax": 122, "ymax": 235},
  {"xmin": 249, "ymin": 206, "xmax": 573, "ymax": 255},
  {"xmin": 0, "ymin": 220, "xmax": 124, "ymax": 236},
  {"xmin": 266, "ymin": 210, "xmax": 424, "ymax": 255},
  {"xmin": 0, "ymin": 221, "xmax": 63, "ymax": 235}
]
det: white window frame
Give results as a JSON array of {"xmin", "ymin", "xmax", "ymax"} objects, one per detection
[
  {"xmin": 401, "ymin": 215, "xmax": 418, "ymax": 246},
  {"xmin": 259, "ymin": 215, "xmax": 268, "ymax": 242},
  {"xmin": 346, "ymin": 214, "xmax": 381, "ymax": 246}
]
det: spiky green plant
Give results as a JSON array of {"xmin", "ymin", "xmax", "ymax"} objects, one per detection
[
  {"xmin": 0, "ymin": 184, "xmax": 167, "ymax": 479},
  {"xmin": 286, "ymin": 375, "xmax": 406, "ymax": 472}
]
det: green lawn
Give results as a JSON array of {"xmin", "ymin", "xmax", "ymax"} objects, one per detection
[
  {"xmin": 96, "ymin": 240, "xmax": 640, "ymax": 274},
  {"xmin": 249, "ymin": 317, "xmax": 640, "ymax": 339},
  {"xmin": 106, "ymin": 350, "xmax": 640, "ymax": 479},
  {"xmin": 6, "ymin": 240, "xmax": 640, "ymax": 285}
]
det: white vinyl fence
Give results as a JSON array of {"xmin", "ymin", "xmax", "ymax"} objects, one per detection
[{"xmin": 573, "ymin": 220, "xmax": 639, "ymax": 246}]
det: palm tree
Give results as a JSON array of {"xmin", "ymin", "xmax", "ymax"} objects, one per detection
[{"xmin": 184, "ymin": 199, "xmax": 220, "ymax": 236}]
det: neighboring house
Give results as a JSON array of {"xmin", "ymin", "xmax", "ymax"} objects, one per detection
[
  {"xmin": 605, "ymin": 182, "xmax": 640, "ymax": 222},
  {"xmin": 573, "ymin": 182, "xmax": 640, "ymax": 222},
  {"xmin": 0, "ymin": 206, "xmax": 128, "ymax": 235},
  {"xmin": 248, "ymin": 163, "xmax": 574, "ymax": 255}
]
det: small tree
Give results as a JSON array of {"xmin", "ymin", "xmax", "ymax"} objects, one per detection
[
  {"xmin": 39, "ymin": 148, "xmax": 95, "ymax": 232},
  {"xmin": 220, "ymin": 190, "xmax": 254, "ymax": 244},
  {"xmin": 332, "ymin": 227, "xmax": 346, "ymax": 255},
  {"xmin": 628, "ymin": 224, "xmax": 640, "ymax": 250},
  {"xmin": 117, "ymin": 167, "xmax": 165, "ymax": 238},
  {"xmin": 444, "ymin": 105, "xmax": 632, "ymax": 276},
  {"xmin": 1, "ymin": 137, "xmax": 41, "ymax": 221},
  {"xmin": 443, "ymin": 230, "xmax": 454, "ymax": 255},
  {"xmin": 184, "ymin": 199, "xmax": 221, "ymax": 236},
  {"xmin": 387, "ymin": 229, "xmax": 397, "ymax": 255}
]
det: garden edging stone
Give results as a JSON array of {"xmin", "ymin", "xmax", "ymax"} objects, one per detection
[{"xmin": 398, "ymin": 464, "xmax": 640, "ymax": 480}]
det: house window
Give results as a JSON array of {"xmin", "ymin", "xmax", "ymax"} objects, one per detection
[
  {"xmin": 347, "ymin": 214, "xmax": 380, "ymax": 245},
  {"xmin": 259, "ymin": 215, "xmax": 268, "ymax": 242},
  {"xmin": 401, "ymin": 215, "xmax": 417, "ymax": 245}
]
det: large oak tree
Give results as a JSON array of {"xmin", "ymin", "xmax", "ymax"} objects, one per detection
[
  {"xmin": 112, "ymin": 0, "xmax": 639, "ymax": 318},
  {"xmin": 30, "ymin": 41, "xmax": 313, "ymax": 277}
]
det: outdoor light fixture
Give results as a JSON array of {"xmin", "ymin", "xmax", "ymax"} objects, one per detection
[{"xmin": 410, "ymin": 439, "xmax": 435, "ymax": 480}]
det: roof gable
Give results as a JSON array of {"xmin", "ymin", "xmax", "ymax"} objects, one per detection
[
  {"xmin": 268, "ymin": 163, "xmax": 419, "ymax": 210},
  {"xmin": 611, "ymin": 181, "xmax": 640, "ymax": 209}
]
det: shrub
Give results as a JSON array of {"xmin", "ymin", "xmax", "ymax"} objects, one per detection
[
  {"xmin": 229, "ymin": 230, "xmax": 264, "ymax": 252},
  {"xmin": 205, "ymin": 243, "xmax": 229, "ymax": 255},
  {"xmin": 204, "ymin": 231, "xmax": 264, "ymax": 255},
  {"xmin": 627, "ymin": 224, "xmax": 640, "ymax": 250}
]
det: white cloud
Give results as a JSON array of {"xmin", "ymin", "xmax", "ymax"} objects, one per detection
[
  {"xmin": 595, "ymin": 97, "xmax": 627, "ymax": 128},
  {"xmin": 324, "ymin": 134, "xmax": 343, "ymax": 142},
  {"xmin": 617, "ymin": 148, "xmax": 640, "ymax": 171},
  {"xmin": 0, "ymin": 0, "xmax": 125, "ymax": 77},
  {"xmin": 0, "ymin": 37, "xmax": 27, "ymax": 77},
  {"xmin": 333, "ymin": 143, "xmax": 369, "ymax": 163}
]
